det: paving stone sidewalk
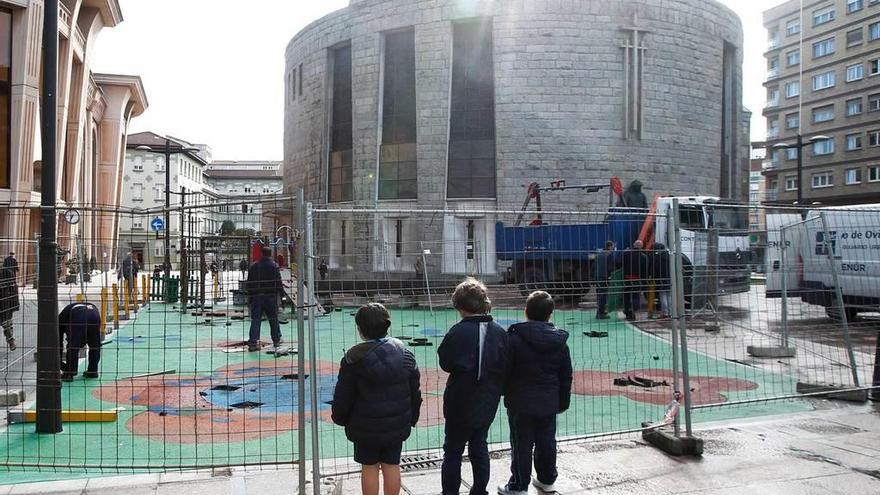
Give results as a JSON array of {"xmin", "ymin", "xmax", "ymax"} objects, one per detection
[{"xmin": 3, "ymin": 403, "xmax": 879, "ymax": 494}]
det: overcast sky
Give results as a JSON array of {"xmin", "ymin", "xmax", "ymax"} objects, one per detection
[{"xmin": 91, "ymin": 0, "xmax": 784, "ymax": 161}]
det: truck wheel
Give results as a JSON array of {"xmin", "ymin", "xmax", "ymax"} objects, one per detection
[{"xmin": 826, "ymin": 306, "xmax": 859, "ymax": 322}]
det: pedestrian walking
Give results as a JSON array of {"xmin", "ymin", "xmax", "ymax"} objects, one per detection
[
  {"xmin": 621, "ymin": 240, "xmax": 649, "ymax": 321},
  {"xmin": 498, "ymin": 291, "xmax": 572, "ymax": 495},
  {"xmin": 331, "ymin": 303, "xmax": 422, "ymax": 495},
  {"xmin": 245, "ymin": 247, "xmax": 283, "ymax": 352},
  {"xmin": 3, "ymin": 252, "xmax": 18, "ymax": 278},
  {"xmin": 59, "ymin": 302, "xmax": 102, "ymax": 380},
  {"xmin": 239, "ymin": 258, "xmax": 250, "ymax": 278},
  {"xmin": 592, "ymin": 241, "xmax": 618, "ymax": 320},
  {"xmin": 118, "ymin": 252, "xmax": 139, "ymax": 302},
  {"xmin": 0, "ymin": 257, "xmax": 20, "ymax": 350},
  {"xmin": 438, "ymin": 278, "xmax": 510, "ymax": 495},
  {"xmin": 318, "ymin": 258, "xmax": 329, "ymax": 281},
  {"xmin": 650, "ymin": 243, "xmax": 672, "ymax": 319}
]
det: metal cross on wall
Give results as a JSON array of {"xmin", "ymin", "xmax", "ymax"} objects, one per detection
[{"xmin": 621, "ymin": 13, "xmax": 650, "ymax": 140}]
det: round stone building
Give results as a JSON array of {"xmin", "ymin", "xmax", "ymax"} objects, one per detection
[{"xmin": 284, "ymin": 0, "xmax": 745, "ymax": 278}]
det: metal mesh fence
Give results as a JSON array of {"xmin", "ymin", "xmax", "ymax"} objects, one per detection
[{"xmin": 0, "ymin": 198, "xmax": 878, "ymax": 489}]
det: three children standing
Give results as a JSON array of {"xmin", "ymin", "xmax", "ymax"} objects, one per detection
[{"xmin": 332, "ymin": 279, "xmax": 573, "ymax": 495}]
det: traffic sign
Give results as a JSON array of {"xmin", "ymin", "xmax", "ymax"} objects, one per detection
[{"xmin": 150, "ymin": 217, "xmax": 165, "ymax": 232}]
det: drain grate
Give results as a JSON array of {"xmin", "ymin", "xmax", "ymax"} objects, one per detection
[
  {"xmin": 400, "ymin": 454, "xmax": 442, "ymax": 472},
  {"xmin": 229, "ymin": 401, "xmax": 264, "ymax": 409}
]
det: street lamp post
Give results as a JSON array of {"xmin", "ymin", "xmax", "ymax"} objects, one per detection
[
  {"xmin": 136, "ymin": 139, "xmax": 200, "ymax": 301},
  {"xmin": 771, "ymin": 134, "xmax": 830, "ymax": 205}
]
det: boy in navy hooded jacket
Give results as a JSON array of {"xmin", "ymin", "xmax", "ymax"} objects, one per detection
[
  {"xmin": 498, "ymin": 291, "xmax": 573, "ymax": 495},
  {"xmin": 438, "ymin": 278, "xmax": 510, "ymax": 495}
]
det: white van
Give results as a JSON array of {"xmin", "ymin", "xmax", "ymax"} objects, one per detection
[{"xmin": 766, "ymin": 205, "xmax": 880, "ymax": 320}]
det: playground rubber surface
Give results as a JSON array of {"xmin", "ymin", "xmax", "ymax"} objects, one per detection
[{"xmin": 0, "ymin": 303, "xmax": 811, "ymax": 484}]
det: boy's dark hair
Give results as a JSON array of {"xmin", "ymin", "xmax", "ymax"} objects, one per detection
[
  {"xmin": 452, "ymin": 277, "xmax": 491, "ymax": 314},
  {"xmin": 355, "ymin": 303, "xmax": 391, "ymax": 340},
  {"xmin": 604, "ymin": 240, "xmax": 615, "ymax": 250},
  {"xmin": 525, "ymin": 291, "xmax": 554, "ymax": 322},
  {"xmin": 261, "ymin": 247, "xmax": 272, "ymax": 258}
]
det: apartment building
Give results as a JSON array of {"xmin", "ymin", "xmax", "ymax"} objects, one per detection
[{"xmin": 762, "ymin": 0, "xmax": 880, "ymax": 205}]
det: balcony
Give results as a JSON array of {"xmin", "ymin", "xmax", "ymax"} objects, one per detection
[
  {"xmin": 762, "ymin": 160, "xmax": 780, "ymax": 171},
  {"xmin": 767, "ymin": 127, "xmax": 780, "ymax": 140},
  {"xmin": 766, "ymin": 97, "xmax": 780, "ymax": 108},
  {"xmin": 768, "ymin": 37, "xmax": 781, "ymax": 50},
  {"xmin": 766, "ymin": 67, "xmax": 780, "ymax": 81}
]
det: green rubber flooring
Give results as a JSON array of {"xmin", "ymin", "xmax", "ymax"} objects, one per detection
[{"xmin": 0, "ymin": 302, "xmax": 810, "ymax": 484}]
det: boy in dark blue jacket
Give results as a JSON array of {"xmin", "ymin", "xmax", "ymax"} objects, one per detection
[
  {"xmin": 332, "ymin": 303, "xmax": 422, "ymax": 495},
  {"xmin": 438, "ymin": 278, "xmax": 510, "ymax": 495},
  {"xmin": 499, "ymin": 291, "xmax": 573, "ymax": 495}
]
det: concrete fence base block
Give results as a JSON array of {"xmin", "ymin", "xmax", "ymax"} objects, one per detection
[
  {"xmin": 796, "ymin": 382, "xmax": 868, "ymax": 402},
  {"xmin": 747, "ymin": 345, "xmax": 797, "ymax": 358},
  {"xmin": 0, "ymin": 389, "xmax": 25, "ymax": 407},
  {"xmin": 641, "ymin": 423, "xmax": 703, "ymax": 457}
]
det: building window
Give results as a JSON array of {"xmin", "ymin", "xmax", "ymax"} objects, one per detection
[
  {"xmin": 812, "ymin": 172, "xmax": 833, "ymax": 189},
  {"xmin": 870, "ymin": 166, "xmax": 880, "ymax": 182},
  {"xmin": 379, "ymin": 29, "xmax": 418, "ymax": 200},
  {"xmin": 848, "ymin": 0, "xmax": 864, "ymax": 13},
  {"xmin": 870, "ymin": 93, "xmax": 880, "ymax": 112},
  {"xmin": 133, "ymin": 163, "xmax": 144, "ymax": 172},
  {"xmin": 786, "ymin": 18, "xmax": 800, "ymax": 36},
  {"xmin": 812, "ymin": 104, "xmax": 834, "ymax": 123},
  {"xmin": 812, "ymin": 70, "xmax": 835, "ymax": 91},
  {"xmin": 0, "ymin": 10, "xmax": 10, "ymax": 189},
  {"xmin": 298, "ymin": 63, "xmax": 303, "ymax": 96},
  {"xmin": 785, "ymin": 80, "xmax": 800, "ymax": 98},
  {"xmin": 394, "ymin": 219, "xmax": 403, "ymax": 258},
  {"xmin": 768, "ymin": 88, "xmax": 780, "ymax": 106},
  {"xmin": 133, "ymin": 183, "xmax": 144, "ymax": 201},
  {"xmin": 847, "ymin": 98, "xmax": 863, "ymax": 116},
  {"xmin": 786, "ymin": 112, "xmax": 800, "ymax": 129},
  {"xmin": 785, "ymin": 175, "xmax": 798, "ymax": 191},
  {"xmin": 847, "ymin": 28, "xmax": 863, "ymax": 47},
  {"xmin": 786, "ymin": 148, "xmax": 798, "ymax": 160},
  {"xmin": 244, "ymin": 187, "xmax": 252, "ymax": 193},
  {"xmin": 812, "ymin": 138, "xmax": 834, "ymax": 156},
  {"xmin": 871, "ymin": 22, "xmax": 880, "ymax": 41},
  {"xmin": 786, "ymin": 49, "xmax": 800, "ymax": 66},
  {"xmin": 328, "ymin": 45, "xmax": 353, "ymax": 203},
  {"xmin": 812, "ymin": 37, "xmax": 835, "ymax": 58},
  {"xmin": 845, "ymin": 168, "xmax": 862, "ymax": 185},
  {"xmin": 846, "ymin": 133, "xmax": 863, "ymax": 150},
  {"xmin": 289, "ymin": 68, "xmax": 296, "ymax": 102},
  {"xmin": 847, "ymin": 63, "xmax": 864, "ymax": 82},
  {"xmin": 870, "ymin": 130, "xmax": 880, "ymax": 147},
  {"xmin": 871, "ymin": 59, "xmax": 880, "ymax": 76},
  {"xmin": 813, "ymin": 6, "xmax": 836, "ymax": 26},
  {"xmin": 447, "ymin": 20, "xmax": 496, "ymax": 199}
]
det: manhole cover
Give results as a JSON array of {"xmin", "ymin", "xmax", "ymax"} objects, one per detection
[{"xmin": 229, "ymin": 401, "xmax": 264, "ymax": 409}]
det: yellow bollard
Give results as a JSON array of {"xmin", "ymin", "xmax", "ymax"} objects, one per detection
[
  {"xmin": 112, "ymin": 283, "xmax": 119, "ymax": 331},
  {"xmin": 100, "ymin": 288, "xmax": 108, "ymax": 338},
  {"xmin": 75, "ymin": 294, "xmax": 85, "ymax": 303},
  {"xmin": 131, "ymin": 277, "xmax": 139, "ymax": 313},
  {"xmin": 141, "ymin": 274, "xmax": 148, "ymax": 307},
  {"xmin": 213, "ymin": 275, "xmax": 220, "ymax": 300},
  {"xmin": 123, "ymin": 280, "xmax": 131, "ymax": 321}
]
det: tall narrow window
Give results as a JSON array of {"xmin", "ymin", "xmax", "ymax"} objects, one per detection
[
  {"xmin": 395, "ymin": 219, "xmax": 403, "ymax": 258},
  {"xmin": 448, "ymin": 21, "xmax": 496, "ymax": 199},
  {"xmin": 340, "ymin": 220, "xmax": 347, "ymax": 258},
  {"xmin": 298, "ymin": 63, "xmax": 303, "ymax": 96},
  {"xmin": 379, "ymin": 29, "xmax": 417, "ymax": 200},
  {"xmin": 0, "ymin": 10, "xmax": 10, "ymax": 189},
  {"xmin": 328, "ymin": 45, "xmax": 353, "ymax": 202},
  {"xmin": 466, "ymin": 220, "xmax": 475, "ymax": 260}
]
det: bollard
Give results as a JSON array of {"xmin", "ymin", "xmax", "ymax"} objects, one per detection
[
  {"xmin": 213, "ymin": 275, "xmax": 220, "ymax": 300},
  {"xmin": 75, "ymin": 294, "xmax": 85, "ymax": 303},
  {"xmin": 131, "ymin": 277, "xmax": 138, "ymax": 313},
  {"xmin": 123, "ymin": 280, "xmax": 131, "ymax": 321},
  {"xmin": 112, "ymin": 283, "xmax": 120, "ymax": 330},
  {"xmin": 100, "ymin": 288, "xmax": 108, "ymax": 338},
  {"xmin": 141, "ymin": 274, "xmax": 148, "ymax": 306}
]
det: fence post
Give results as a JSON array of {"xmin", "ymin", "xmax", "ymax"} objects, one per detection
[
  {"xmin": 305, "ymin": 202, "xmax": 321, "ymax": 495},
  {"xmin": 666, "ymin": 204, "xmax": 682, "ymax": 438},
  {"xmin": 871, "ymin": 334, "xmax": 879, "ymax": 401},
  {"xmin": 296, "ymin": 190, "xmax": 307, "ymax": 494},
  {"xmin": 819, "ymin": 212, "xmax": 860, "ymax": 388},
  {"xmin": 100, "ymin": 287, "xmax": 108, "ymax": 338},
  {"xmin": 780, "ymin": 226, "xmax": 789, "ymax": 348},
  {"xmin": 673, "ymin": 199, "xmax": 694, "ymax": 439}
]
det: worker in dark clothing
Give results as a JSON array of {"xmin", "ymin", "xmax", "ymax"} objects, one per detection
[
  {"xmin": 621, "ymin": 240, "xmax": 649, "ymax": 321},
  {"xmin": 246, "ymin": 247, "xmax": 283, "ymax": 352},
  {"xmin": 59, "ymin": 302, "xmax": 102, "ymax": 381},
  {"xmin": 592, "ymin": 241, "xmax": 618, "ymax": 320},
  {"xmin": 616, "ymin": 180, "xmax": 648, "ymax": 209},
  {"xmin": 3, "ymin": 252, "xmax": 18, "ymax": 278},
  {"xmin": 239, "ymin": 258, "xmax": 250, "ymax": 278},
  {"xmin": 0, "ymin": 259, "xmax": 20, "ymax": 350}
]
